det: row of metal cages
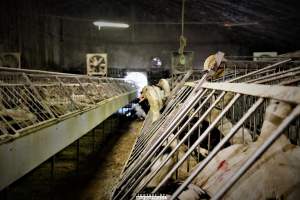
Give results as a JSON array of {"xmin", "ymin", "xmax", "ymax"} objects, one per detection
[
  {"xmin": 211, "ymin": 59, "xmax": 300, "ymax": 83},
  {"xmin": 112, "ymin": 58, "xmax": 300, "ymax": 200},
  {"xmin": 0, "ymin": 67, "xmax": 136, "ymax": 143},
  {"xmin": 171, "ymin": 59, "xmax": 300, "ymax": 86}
]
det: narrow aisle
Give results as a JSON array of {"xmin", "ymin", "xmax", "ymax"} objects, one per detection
[{"xmin": 78, "ymin": 120, "xmax": 142, "ymax": 200}]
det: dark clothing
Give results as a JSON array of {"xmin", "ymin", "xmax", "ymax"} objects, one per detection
[
  {"xmin": 131, "ymin": 98, "xmax": 150, "ymax": 114},
  {"xmin": 139, "ymin": 99, "xmax": 150, "ymax": 114}
]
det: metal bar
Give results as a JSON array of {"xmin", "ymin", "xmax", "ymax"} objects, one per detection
[
  {"xmin": 129, "ymin": 90, "xmax": 215, "ymax": 197},
  {"xmin": 123, "ymin": 88, "xmax": 194, "ymax": 167},
  {"xmin": 0, "ymin": 91, "xmax": 136, "ymax": 190},
  {"xmin": 113, "ymin": 76, "xmax": 208, "ymax": 199},
  {"xmin": 170, "ymin": 98, "xmax": 264, "ymax": 199},
  {"xmin": 0, "ymin": 66, "xmax": 84, "ymax": 76},
  {"xmin": 0, "ymin": 87, "xmax": 27, "ymax": 130},
  {"xmin": 75, "ymin": 77, "xmax": 95, "ymax": 104},
  {"xmin": 92, "ymin": 129, "xmax": 96, "ymax": 153},
  {"xmin": 55, "ymin": 76, "xmax": 80, "ymax": 110},
  {"xmin": 202, "ymin": 82, "xmax": 300, "ymax": 104},
  {"xmin": 129, "ymin": 86, "xmax": 192, "ymax": 158},
  {"xmin": 280, "ymin": 77, "xmax": 300, "ymax": 86},
  {"xmin": 255, "ymin": 71, "xmax": 300, "ymax": 85},
  {"xmin": 153, "ymin": 92, "xmax": 240, "ymax": 193},
  {"xmin": 116, "ymin": 87, "xmax": 204, "ymax": 194},
  {"xmin": 23, "ymin": 87, "xmax": 50, "ymax": 120},
  {"xmin": 247, "ymin": 66, "xmax": 300, "ymax": 83},
  {"xmin": 229, "ymin": 59, "xmax": 291, "ymax": 82},
  {"xmin": 124, "ymin": 87, "xmax": 194, "ymax": 169},
  {"xmin": 212, "ymin": 104, "xmax": 300, "ymax": 200},
  {"xmin": 166, "ymin": 70, "xmax": 193, "ymax": 106},
  {"xmin": 50, "ymin": 155, "xmax": 55, "ymax": 200},
  {"xmin": 76, "ymin": 139, "xmax": 80, "ymax": 176},
  {"xmin": 124, "ymin": 89, "xmax": 212, "ymax": 197},
  {"xmin": 22, "ymin": 73, "xmax": 56, "ymax": 118}
]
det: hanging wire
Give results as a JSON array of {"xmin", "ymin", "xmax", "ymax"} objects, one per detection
[
  {"xmin": 181, "ymin": 0, "xmax": 185, "ymax": 37},
  {"xmin": 178, "ymin": 0, "xmax": 187, "ymax": 61}
]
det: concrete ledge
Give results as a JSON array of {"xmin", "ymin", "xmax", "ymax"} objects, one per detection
[{"xmin": 0, "ymin": 91, "xmax": 136, "ymax": 190}]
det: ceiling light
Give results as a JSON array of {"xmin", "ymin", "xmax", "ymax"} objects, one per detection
[
  {"xmin": 224, "ymin": 22, "xmax": 259, "ymax": 27},
  {"xmin": 93, "ymin": 21, "xmax": 129, "ymax": 30}
]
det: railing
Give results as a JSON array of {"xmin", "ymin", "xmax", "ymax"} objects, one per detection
[
  {"xmin": 0, "ymin": 67, "xmax": 136, "ymax": 143},
  {"xmin": 112, "ymin": 59, "xmax": 300, "ymax": 200}
]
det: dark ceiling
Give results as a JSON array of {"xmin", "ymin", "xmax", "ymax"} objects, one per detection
[
  {"xmin": 2, "ymin": 0, "xmax": 300, "ymax": 52},
  {"xmin": 42, "ymin": 0, "xmax": 300, "ymax": 51}
]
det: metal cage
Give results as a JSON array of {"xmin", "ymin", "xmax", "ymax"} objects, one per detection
[
  {"xmin": 0, "ymin": 67, "xmax": 136, "ymax": 143},
  {"xmin": 113, "ymin": 58, "xmax": 300, "ymax": 200}
]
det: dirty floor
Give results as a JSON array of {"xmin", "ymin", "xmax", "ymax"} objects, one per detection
[
  {"xmin": 1, "ymin": 117, "xmax": 142, "ymax": 200},
  {"xmin": 78, "ymin": 120, "xmax": 142, "ymax": 200}
]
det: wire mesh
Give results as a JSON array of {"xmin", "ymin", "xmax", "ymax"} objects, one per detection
[
  {"xmin": 0, "ymin": 68, "xmax": 136, "ymax": 143},
  {"xmin": 112, "ymin": 58, "xmax": 300, "ymax": 200}
]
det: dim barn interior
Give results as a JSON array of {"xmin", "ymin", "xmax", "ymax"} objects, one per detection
[{"xmin": 0, "ymin": 0, "xmax": 300, "ymax": 199}]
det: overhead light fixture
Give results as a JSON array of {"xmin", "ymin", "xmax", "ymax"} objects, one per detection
[
  {"xmin": 93, "ymin": 21, "xmax": 129, "ymax": 30},
  {"xmin": 223, "ymin": 21, "xmax": 259, "ymax": 27}
]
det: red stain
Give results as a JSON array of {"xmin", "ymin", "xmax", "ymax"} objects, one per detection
[{"xmin": 217, "ymin": 160, "xmax": 228, "ymax": 171}]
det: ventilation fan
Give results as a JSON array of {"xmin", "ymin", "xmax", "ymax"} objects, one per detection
[
  {"xmin": 86, "ymin": 53, "xmax": 107, "ymax": 76},
  {"xmin": 171, "ymin": 51, "xmax": 194, "ymax": 75},
  {"xmin": 0, "ymin": 52, "xmax": 21, "ymax": 68}
]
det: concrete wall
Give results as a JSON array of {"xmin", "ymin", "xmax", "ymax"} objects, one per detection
[{"xmin": 0, "ymin": 1, "xmax": 246, "ymax": 74}]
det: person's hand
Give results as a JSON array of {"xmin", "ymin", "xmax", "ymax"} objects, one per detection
[{"xmin": 139, "ymin": 96, "xmax": 145, "ymax": 102}]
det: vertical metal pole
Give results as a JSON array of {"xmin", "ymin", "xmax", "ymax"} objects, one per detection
[
  {"xmin": 111, "ymin": 116, "xmax": 113, "ymax": 133},
  {"xmin": 92, "ymin": 129, "xmax": 96, "ymax": 153},
  {"xmin": 208, "ymin": 97, "xmax": 212, "ymax": 152},
  {"xmin": 117, "ymin": 111, "xmax": 120, "ymax": 126},
  {"xmin": 297, "ymin": 119, "xmax": 300, "ymax": 145},
  {"xmin": 50, "ymin": 156, "xmax": 55, "ymax": 200},
  {"xmin": 197, "ymin": 123, "xmax": 201, "ymax": 162},
  {"xmin": 187, "ymin": 123, "xmax": 190, "ymax": 172},
  {"xmin": 242, "ymin": 96, "xmax": 245, "ymax": 143},
  {"xmin": 175, "ymin": 128, "xmax": 179, "ymax": 179},
  {"xmin": 234, "ymin": 65, "xmax": 237, "ymax": 78},
  {"xmin": 103, "ymin": 121, "xmax": 105, "ymax": 139},
  {"xmin": 76, "ymin": 139, "xmax": 80, "ymax": 176},
  {"xmin": 253, "ymin": 109, "xmax": 257, "ymax": 140}
]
